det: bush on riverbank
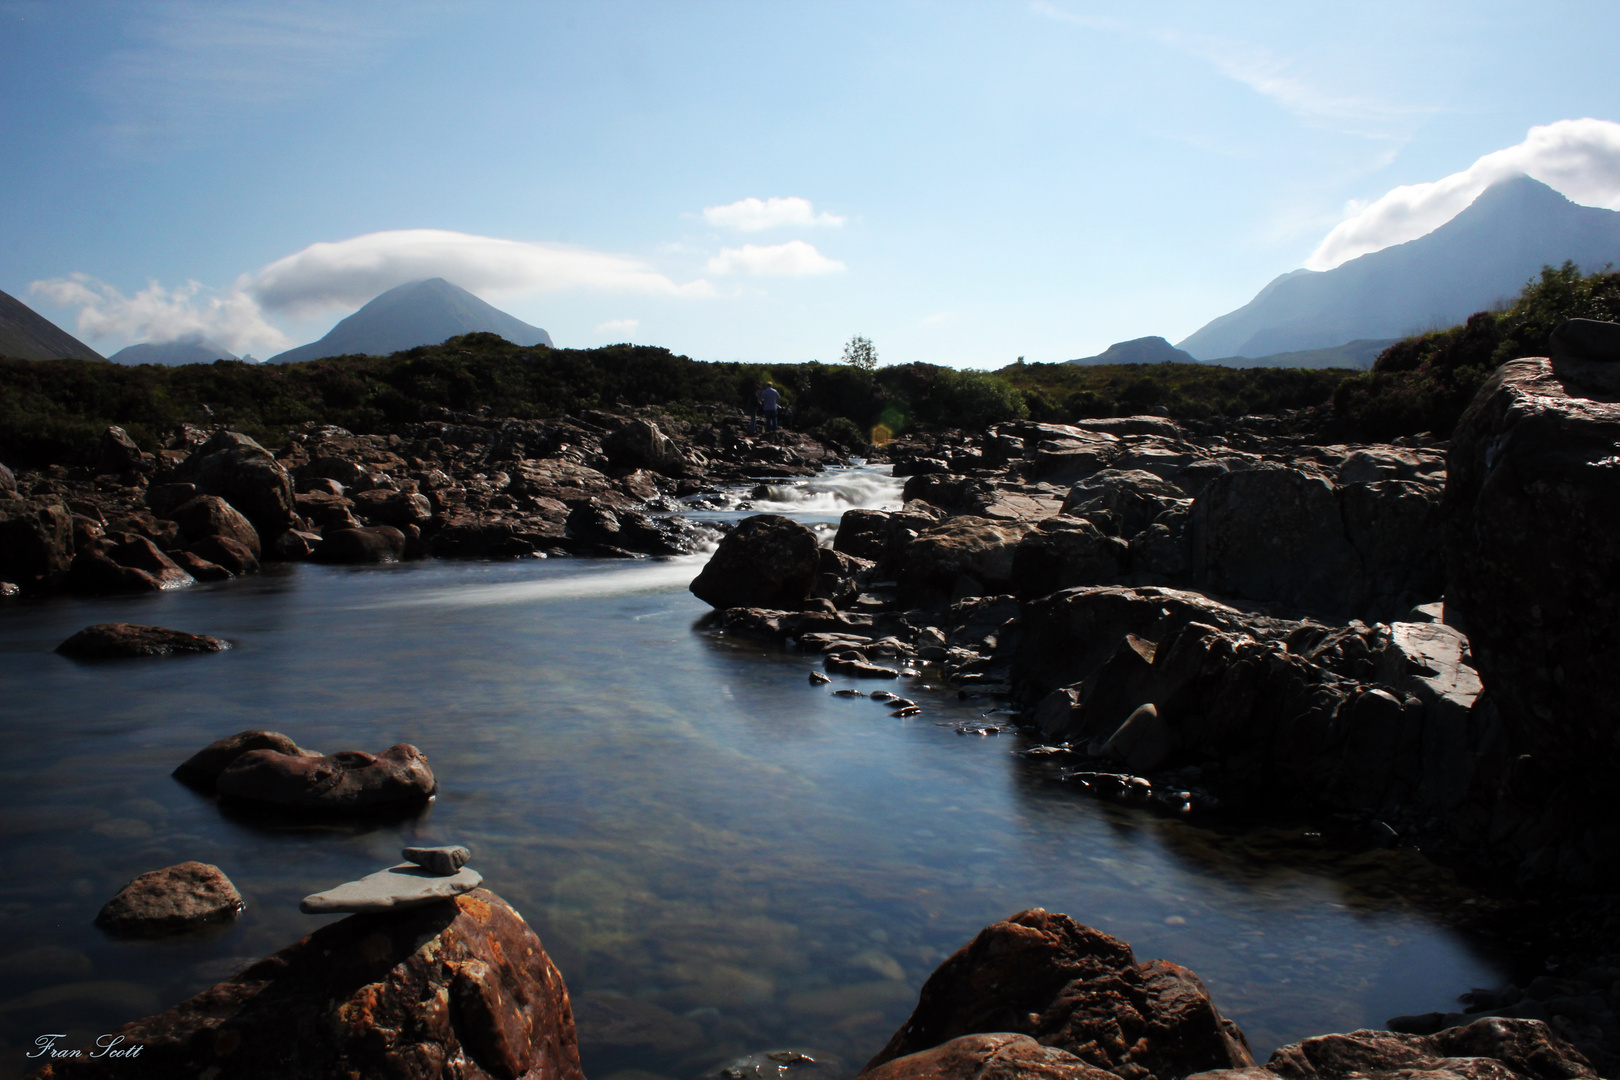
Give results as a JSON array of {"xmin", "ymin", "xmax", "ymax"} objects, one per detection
[{"xmin": 994, "ymin": 360, "xmax": 1349, "ymax": 424}]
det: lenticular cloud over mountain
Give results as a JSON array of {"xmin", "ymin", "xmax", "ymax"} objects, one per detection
[
  {"xmin": 250, "ymin": 229, "xmax": 714, "ymax": 316},
  {"xmin": 1308, "ymin": 118, "xmax": 1620, "ymax": 270}
]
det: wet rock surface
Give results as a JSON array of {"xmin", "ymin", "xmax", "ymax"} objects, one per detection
[
  {"xmin": 56, "ymin": 622, "xmax": 230, "ymax": 659},
  {"xmin": 172, "ymin": 729, "xmax": 319, "ymax": 792},
  {"xmin": 691, "ymin": 513, "xmax": 822, "ymax": 610},
  {"xmin": 30, "ymin": 889, "xmax": 584, "ymax": 1080},
  {"xmin": 214, "ymin": 743, "xmax": 437, "ymax": 813}
]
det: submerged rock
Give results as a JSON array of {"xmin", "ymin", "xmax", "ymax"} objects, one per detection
[
  {"xmin": 31, "ymin": 890, "xmax": 584, "ymax": 1080},
  {"xmin": 173, "ymin": 730, "xmax": 319, "ymax": 793},
  {"xmin": 690, "ymin": 514, "xmax": 821, "ymax": 610},
  {"xmin": 215, "ymin": 744, "xmax": 437, "ymax": 813},
  {"xmin": 95, "ymin": 862, "xmax": 244, "ymax": 938},
  {"xmin": 57, "ymin": 623, "xmax": 229, "ymax": 660}
]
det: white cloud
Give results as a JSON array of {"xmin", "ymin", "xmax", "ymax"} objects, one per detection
[
  {"xmin": 251, "ymin": 229, "xmax": 714, "ymax": 315},
  {"xmin": 707, "ymin": 241, "xmax": 846, "ymax": 277},
  {"xmin": 595, "ymin": 318, "xmax": 639, "ymax": 337},
  {"xmin": 28, "ymin": 274, "xmax": 291, "ymax": 354},
  {"xmin": 702, "ymin": 197, "xmax": 845, "ymax": 232},
  {"xmin": 1307, "ymin": 119, "xmax": 1620, "ymax": 269}
]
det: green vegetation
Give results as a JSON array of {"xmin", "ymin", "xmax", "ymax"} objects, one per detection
[
  {"xmin": 994, "ymin": 360, "xmax": 1347, "ymax": 424},
  {"xmin": 1334, "ymin": 262, "xmax": 1620, "ymax": 440},
  {"xmin": 841, "ymin": 334, "xmax": 878, "ymax": 372}
]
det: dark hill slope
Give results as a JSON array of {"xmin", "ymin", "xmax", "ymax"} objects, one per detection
[{"xmin": 0, "ymin": 289, "xmax": 104, "ymax": 362}]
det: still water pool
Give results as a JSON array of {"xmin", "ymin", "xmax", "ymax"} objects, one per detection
[{"xmin": 0, "ymin": 473, "xmax": 1505, "ymax": 1079}]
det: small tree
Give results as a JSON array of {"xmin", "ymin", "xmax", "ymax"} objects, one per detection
[{"xmin": 841, "ymin": 335, "xmax": 878, "ymax": 371}]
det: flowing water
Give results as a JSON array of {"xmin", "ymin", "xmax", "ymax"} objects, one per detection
[{"xmin": 0, "ymin": 468, "xmax": 1507, "ymax": 1079}]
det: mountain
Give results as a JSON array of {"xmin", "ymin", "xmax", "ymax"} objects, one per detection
[
  {"xmin": 1069, "ymin": 335, "xmax": 1197, "ymax": 366},
  {"xmin": 1202, "ymin": 338, "xmax": 1398, "ymax": 371},
  {"xmin": 1177, "ymin": 176, "xmax": 1620, "ymax": 360},
  {"xmin": 268, "ymin": 278, "xmax": 553, "ymax": 364},
  {"xmin": 108, "ymin": 337, "xmax": 239, "ymax": 366},
  {"xmin": 0, "ymin": 288, "xmax": 104, "ymax": 362}
]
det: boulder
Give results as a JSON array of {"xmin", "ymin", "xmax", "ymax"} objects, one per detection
[
  {"xmin": 64, "ymin": 546, "xmax": 190, "ymax": 594},
  {"xmin": 187, "ymin": 534, "xmax": 260, "ymax": 576},
  {"xmin": 168, "ymin": 494, "xmax": 262, "ymax": 558},
  {"xmin": 172, "ymin": 550, "xmax": 233, "ymax": 581},
  {"xmin": 95, "ymin": 862, "xmax": 244, "ymax": 938},
  {"xmin": 897, "ymin": 517, "xmax": 1034, "ymax": 608},
  {"xmin": 0, "ymin": 496, "xmax": 74, "ymax": 588},
  {"xmin": 1549, "ymin": 316, "xmax": 1620, "ymax": 361},
  {"xmin": 690, "ymin": 514, "xmax": 821, "ymax": 610},
  {"xmin": 353, "ymin": 488, "xmax": 434, "ymax": 528},
  {"xmin": 296, "ymin": 491, "xmax": 361, "ymax": 530},
  {"xmin": 603, "ymin": 418, "xmax": 688, "ymax": 475},
  {"xmin": 834, "ymin": 508, "xmax": 893, "ymax": 562},
  {"xmin": 97, "ymin": 425, "xmax": 146, "ymax": 476},
  {"xmin": 1444, "ymin": 355, "xmax": 1620, "ymax": 782},
  {"xmin": 1191, "ymin": 464, "xmax": 1363, "ymax": 615},
  {"xmin": 1059, "ymin": 469, "xmax": 1189, "ymax": 538},
  {"xmin": 315, "ymin": 525, "xmax": 407, "ymax": 564},
  {"xmin": 28, "ymin": 890, "xmax": 584, "ymax": 1080},
  {"xmin": 0, "ymin": 460, "xmax": 15, "ymax": 496},
  {"xmin": 173, "ymin": 730, "xmax": 319, "ymax": 793},
  {"xmin": 215, "ymin": 744, "xmax": 437, "ymax": 813},
  {"xmin": 173, "ymin": 429, "xmax": 298, "ymax": 540},
  {"xmin": 145, "ymin": 482, "xmax": 198, "ymax": 518},
  {"xmin": 1188, "ymin": 1017, "xmax": 1596, "ymax": 1080},
  {"xmin": 812, "ymin": 546, "xmax": 873, "ymax": 608},
  {"xmin": 300, "ymin": 454, "xmax": 369, "ymax": 488},
  {"xmin": 57, "ymin": 623, "xmax": 230, "ymax": 659},
  {"xmin": 864, "ymin": 908, "xmax": 1253, "ymax": 1080},
  {"xmin": 861, "ymin": 1033, "xmax": 1115, "ymax": 1080},
  {"xmin": 1010, "ymin": 520, "xmax": 1130, "ymax": 600}
]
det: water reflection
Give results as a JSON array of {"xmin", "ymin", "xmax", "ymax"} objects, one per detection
[{"xmin": 0, "ymin": 546, "xmax": 1506, "ymax": 1079}]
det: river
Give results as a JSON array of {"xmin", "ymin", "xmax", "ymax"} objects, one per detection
[{"xmin": 0, "ymin": 468, "xmax": 1506, "ymax": 1079}]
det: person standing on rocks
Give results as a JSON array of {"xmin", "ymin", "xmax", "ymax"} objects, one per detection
[
  {"xmin": 748, "ymin": 381, "xmax": 764, "ymax": 435},
  {"xmin": 760, "ymin": 381, "xmax": 783, "ymax": 433}
]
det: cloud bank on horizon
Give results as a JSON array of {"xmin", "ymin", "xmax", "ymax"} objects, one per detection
[
  {"xmin": 30, "ymin": 274, "xmax": 292, "ymax": 355},
  {"xmin": 1307, "ymin": 118, "xmax": 1620, "ymax": 270}
]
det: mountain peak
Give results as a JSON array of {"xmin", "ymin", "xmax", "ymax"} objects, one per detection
[
  {"xmin": 1070, "ymin": 335, "xmax": 1196, "ymax": 366},
  {"xmin": 267, "ymin": 279, "xmax": 553, "ymax": 364}
]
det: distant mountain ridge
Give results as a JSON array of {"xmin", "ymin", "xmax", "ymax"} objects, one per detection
[
  {"xmin": 268, "ymin": 278, "xmax": 553, "ymax": 364},
  {"xmin": 0, "ymin": 288, "xmax": 104, "ymax": 362},
  {"xmin": 109, "ymin": 337, "xmax": 239, "ymax": 366},
  {"xmin": 1177, "ymin": 175, "xmax": 1620, "ymax": 360},
  {"xmin": 1069, "ymin": 336, "xmax": 1197, "ymax": 366}
]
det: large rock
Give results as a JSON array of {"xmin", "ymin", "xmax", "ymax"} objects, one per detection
[
  {"xmin": 0, "ymin": 460, "xmax": 15, "ymax": 496},
  {"xmin": 1189, "ymin": 1017, "xmax": 1596, "ymax": 1080},
  {"xmin": 96, "ymin": 425, "xmax": 146, "ymax": 476},
  {"xmin": 863, "ymin": 908, "xmax": 1253, "ymax": 1080},
  {"xmin": 173, "ymin": 730, "xmax": 319, "ymax": 793},
  {"xmin": 1060, "ymin": 469, "xmax": 1189, "ymax": 538},
  {"xmin": 57, "ymin": 623, "xmax": 229, "ymax": 659},
  {"xmin": 1190, "ymin": 464, "xmax": 1363, "ymax": 616},
  {"xmin": 29, "ymin": 890, "xmax": 584, "ymax": 1080},
  {"xmin": 1010, "ymin": 520, "xmax": 1130, "ymax": 600},
  {"xmin": 187, "ymin": 534, "xmax": 260, "ymax": 576},
  {"xmin": 0, "ymin": 496, "xmax": 74, "ymax": 588},
  {"xmin": 314, "ymin": 525, "xmax": 407, "ymax": 564},
  {"xmin": 1444, "ymin": 355, "xmax": 1620, "ymax": 781},
  {"xmin": 861, "ymin": 1033, "xmax": 1115, "ymax": 1080},
  {"xmin": 169, "ymin": 494, "xmax": 261, "ymax": 558},
  {"xmin": 689, "ymin": 514, "xmax": 820, "ymax": 609},
  {"xmin": 95, "ymin": 862, "xmax": 244, "ymax": 938},
  {"xmin": 897, "ymin": 517, "xmax": 1034, "ymax": 608},
  {"xmin": 173, "ymin": 430, "xmax": 298, "ymax": 540},
  {"xmin": 603, "ymin": 418, "xmax": 689, "ymax": 475},
  {"xmin": 354, "ymin": 488, "xmax": 434, "ymax": 528},
  {"xmin": 215, "ymin": 744, "xmax": 437, "ymax": 813}
]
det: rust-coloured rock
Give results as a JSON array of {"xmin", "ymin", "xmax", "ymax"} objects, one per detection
[
  {"xmin": 187, "ymin": 533, "xmax": 259, "ymax": 576},
  {"xmin": 57, "ymin": 622, "xmax": 229, "ymax": 659},
  {"xmin": 29, "ymin": 889, "xmax": 584, "ymax": 1080},
  {"xmin": 169, "ymin": 493, "xmax": 262, "ymax": 558},
  {"xmin": 865, "ymin": 908, "xmax": 1253, "ymax": 1080},
  {"xmin": 95, "ymin": 861, "xmax": 244, "ymax": 938},
  {"xmin": 862, "ymin": 1033, "xmax": 1117, "ymax": 1080},
  {"xmin": 215, "ymin": 743, "xmax": 436, "ymax": 812}
]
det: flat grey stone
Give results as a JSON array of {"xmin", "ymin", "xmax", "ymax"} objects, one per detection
[
  {"xmin": 402, "ymin": 844, "xmax": 471, "ymax": 875},
  {"xmin": 300, "ymin": 863, "xmax": 482, "ymax": 914}
]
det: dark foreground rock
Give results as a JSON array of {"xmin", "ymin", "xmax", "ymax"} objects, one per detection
[
  {"xmin": 94, "ymin": 862, "xmax": 244, "ymax": 938},
  {"xmin": 1189, "ymin": 1016, "xmax": 1597, "ymax": 1080},
  {"xmin": 56, "ymin": 623, "xmax": 230, "ymax": 659},
  {"xmin": 690, "ymin": 513, "xmax": 821, "ymax": 609},
  {"xmin": 172, "ymin": 730, "xmax": 319, "ymax": 792},
  {"xmin": 863, "ymin": 1032, "xmax": 1115, "ymax": 1080},
  {"xmin": 30, "ymin": 889, "xmax": 584, "ymax": 1080},
  {"xmin": 214, "ymin": 743, "xmax": 437, "ymax": 813},
  {"xmin": 863, "ymin": 908, "xmax": 1254, "ymax": 1080}
]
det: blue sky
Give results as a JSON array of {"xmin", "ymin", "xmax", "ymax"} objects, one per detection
[{"xmin": 5, "ymin": 1, "xmax": 1620, "ymax": 366}]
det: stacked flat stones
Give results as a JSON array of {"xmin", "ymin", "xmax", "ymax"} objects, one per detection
[{"xmin": 299, "ymin": 845, "xmax": 480, "ymax": 914}]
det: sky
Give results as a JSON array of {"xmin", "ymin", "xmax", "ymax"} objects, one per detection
[{"xmin": 5, "ymin": 1, "xmax": 1620, "ymax": 367}]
